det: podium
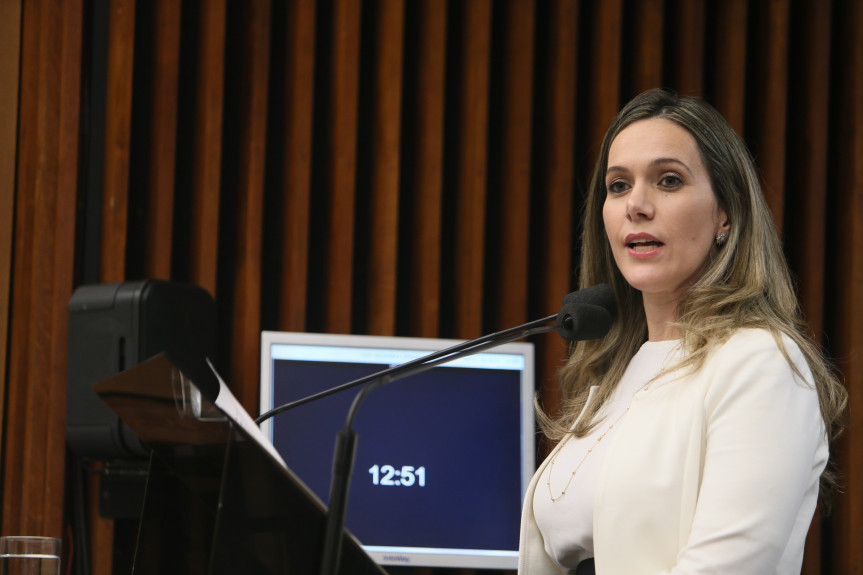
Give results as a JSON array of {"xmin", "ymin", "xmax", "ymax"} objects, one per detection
[{"xmin": 93, "ymin": 353, "xmax": 387, "ymax": 575}]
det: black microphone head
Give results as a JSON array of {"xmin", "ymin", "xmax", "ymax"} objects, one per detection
[{"xmin": 556, "ymin": 284, "xmax": 616, "ymax": 342}]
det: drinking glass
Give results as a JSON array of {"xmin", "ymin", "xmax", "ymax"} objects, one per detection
[{"xmin": 0, "ymin": 537, "xmax": 61, "ymax": 575}]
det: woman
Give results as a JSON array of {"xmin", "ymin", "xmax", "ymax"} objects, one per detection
[{"xmin": 518, "ymin": 89, "xmax": 847, "ymax": 575}]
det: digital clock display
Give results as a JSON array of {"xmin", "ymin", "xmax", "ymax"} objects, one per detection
[{"xmin": 369, "ymin": 464, "xmax": 426, "ymax": 487}]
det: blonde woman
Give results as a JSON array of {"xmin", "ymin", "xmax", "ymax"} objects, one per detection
[{"xmin": 519, "ymin": 89, "xmax": 847, "ymax": 575}]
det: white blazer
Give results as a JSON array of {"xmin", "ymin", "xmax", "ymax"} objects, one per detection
[{"xmin": 518, "ymin": 329, "xmax": 828, "ymax": 575}]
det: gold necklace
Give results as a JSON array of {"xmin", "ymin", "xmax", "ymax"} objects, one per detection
[
  {"xmin": 546, "ymin": 341, "xmax": 681, "ymax": 502},
  {"xmin": 546, "ymin": 407, "xmax": 630, "ymax": 502}
]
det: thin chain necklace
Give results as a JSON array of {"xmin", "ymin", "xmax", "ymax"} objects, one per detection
[
  {"xmin": 545, "ymin": 407, "xmax": 630, "ymax": 502},
  {"xmin": 546, "ymin": 341, "xmax": 680, "ymax": 502}
]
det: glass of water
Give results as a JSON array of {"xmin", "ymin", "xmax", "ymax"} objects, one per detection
[{"xmin": 0, "ymin": 537, "xmax": 61, "ymax": 575}]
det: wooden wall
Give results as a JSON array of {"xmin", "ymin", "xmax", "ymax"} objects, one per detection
[{"xmin": 1, "ymin": 0, "xmax": 861, "ymax": 574}]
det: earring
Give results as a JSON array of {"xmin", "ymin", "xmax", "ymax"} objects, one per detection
[{"xmin": 715, "ymin": 231, "xmax": 728, "ymax": 247}]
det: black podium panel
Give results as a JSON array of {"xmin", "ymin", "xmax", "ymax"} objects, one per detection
[{"xmin": 93, "ymin": 354, "xmax": 386, "ymax": 575}]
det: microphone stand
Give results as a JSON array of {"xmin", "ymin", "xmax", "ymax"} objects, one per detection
[
  {"xmin": 316, "ymin": 314, "xmax": 559, "ymax": 575},
  {"xmin": 254, "ymin": 283, "xmax": 614, "ymax": 575}
]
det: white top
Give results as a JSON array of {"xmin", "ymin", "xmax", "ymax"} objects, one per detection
[
  {"xmin": 519, "ymin": 329, "xmax": 828, "ymax": 575},
  {"xmin": 533, "ymin": 339, "xmax": 681, "ymax": 571}
]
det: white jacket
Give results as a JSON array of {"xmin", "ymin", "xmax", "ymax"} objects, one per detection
[{"xmin": 518, "ymin": 329, "xmax": 828, "ymax": 575}]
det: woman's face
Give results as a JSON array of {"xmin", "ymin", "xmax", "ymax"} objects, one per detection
[{"xmin": 602, "ymin": 118, "xmax": 729, "ymax": 304}]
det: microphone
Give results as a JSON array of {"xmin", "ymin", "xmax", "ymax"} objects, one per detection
[
  {"xmin": 267, "ymin": 284, "xmax": 616, "ymax": 575},
  {"xmin": 256, "ymin": 284, "xmax": 616, "ymax": 426},
  {"xmin": 556, "ymin": 283, "xmax": 616, "ymax": 341}
]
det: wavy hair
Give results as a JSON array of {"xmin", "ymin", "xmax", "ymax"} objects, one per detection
[{"xmin": 537, "ymin": 88, "xmax": 847, "ymax": 506}]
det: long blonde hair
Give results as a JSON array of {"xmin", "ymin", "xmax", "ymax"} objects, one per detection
[{"xmin": 538, "ymin": 89, "xmax": 847, "ymax": 503}]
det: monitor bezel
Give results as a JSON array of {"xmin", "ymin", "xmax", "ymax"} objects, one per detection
[{"xmin": 259, "ymin": 330, "xmax": 536, "ymax": 570}]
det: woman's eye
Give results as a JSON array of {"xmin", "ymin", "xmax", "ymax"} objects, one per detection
[
  {"xmin": 659, "ymin": 174, "xmax": 683, "ymax": 188},
  {"xmin": 606, "ymin": 180, "xmax": 629, "ymax": 194}
]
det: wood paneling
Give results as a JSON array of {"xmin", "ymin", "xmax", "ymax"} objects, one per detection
[
  {"xmin": 231, "ymin": 0, "xmax": 271, "ymax": 414},
  {"xmin": 713, "ymin": 0, "xmax": 747, "ymax": 134},
  {"xmin": 190, "ymin": 0, "xmax": 227, "ymax": 296},
  {"xmin": 279, "ymin": 0, "xmax": 317, "ymax": 333},
  {"xmin": 3, "ymin": 2, "xmax": 863, "ymax": 574},
  {"xmin": 100, "ymin": 0, "xmax": 136, "ymax": 283},
  {"xmin": 144, "ymin": 0, "xmax": 182, "ymax": 279},
  {"xmin": 496, "ymin": 0, "xmax": 535, "ymax": 329},
  {"xmin": 367, "ymin": 0, "xmax": 405, "ymax": 336},
  {"xmin": 0, "ymin": 0, "xmax": 22, "ymax": 453},
  {"xmin": 453, "ymin": 0, "xmax": 492, "ymax": 339},
  {"xmin": 833, "ymin": 2, "xmax": 863, "ymax": 573},
  {"xmin": 323, "ymin": 0, "xmax": 362, "ymax": 334},
  {"xmin": 3, "ymin": 0, "xmax": 82, "ymax": 537},
  {"xmin": 408, "ymin": 0, "xmax": 447, "ymax": 338},
  {"xmin": 536, "ymin": 0, "xmax": 579, "ymax": 417}
]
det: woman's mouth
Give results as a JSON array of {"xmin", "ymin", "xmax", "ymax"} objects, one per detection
[{"xmin": 627, "ymin": 239, "xmax": 664, "ymax": 252}]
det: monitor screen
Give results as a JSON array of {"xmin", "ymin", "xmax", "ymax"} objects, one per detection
[{"xmin": 259, "ymin": 331, "xmax": 536, "ymax": 570}]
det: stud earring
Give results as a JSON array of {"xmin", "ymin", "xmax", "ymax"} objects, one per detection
[{"xmin": 715, "ymin": 231, "xmax": 728, "ymax": 247}]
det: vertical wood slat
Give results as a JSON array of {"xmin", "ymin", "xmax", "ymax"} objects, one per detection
[
  {"xmin": 190, "ymin": 0, "xmax": 227, "ymax": 296},
  {"xmin": 92, "ymin": 0, "xmax": 131, "ymax": 566},
  {"xmin": 409, "ymin": 0, "xmax": 447, "ymax": 338},
  {"xmin": 279, "ymin": 0, "xmax": 317, "ymax": 332},
  {"xmin": 754, "ymin": 0, "xmax": 790, "ymax": 231},
  {"xmin": 453, "ymin": 0, "xmax": 492, "ymax": 339},
  {"xmin": 3, "ymin": 0, "xmax": 82, "ymax": 537},
  {"xmin": 792, "ymin": 0, "xmax": 830, "ymax": 339},
  {"xmin": 367, "ymin": 0, "xmax": 405, "ymax": 336},
  {"xmin": 496, "ymin": 0, "xmax": 535, "ymax": 329},
  {"xmin": 231, "ymin": 0, "xmax": 271, "ymax": 413},
  {"xmin": 100, "ymin": 0, "xmax": 136, "ymax": 283},
  {"xmin": 587, "ymin": 0, "xmax": 623, "ymax": 159},
  {"xmin": 5, "ymin": 0, "xmax": 46, "ymax": 536},
  {"xmin": 834, "ymin": 2, "xmax": 863, "ymax": 572},
  {"xmin": 324, "ymin": 0, "xmax": 362, "ymax": 334},
  {"xmin": 145, "ymin": 0, "xmax": 182, "ymax": 279},
  {"xmin": 49, "ymin": 0, "xmax": 84, "ymax": 534},
  {"xmin": 671, "ymin": 0, "xmax": 705, "ymax": 95},
  {"xmin": 631, "ymin": 0, "xmax": 664, "ymax": 93},
  {"xmin": 713, "ymin": 0, "xmax": 747, "ymax": 134},
  {"xmin": 0, "ymin": 0, "xmax": 22, "ymax": 442},
  {"xmin": 537, "ymin": 0, "xmax": 578, "ymax": 419}
]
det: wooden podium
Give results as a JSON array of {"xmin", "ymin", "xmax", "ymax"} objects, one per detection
[{"xmin": 93, "ymin": 353, "xmax": 387, "ymax": 575}]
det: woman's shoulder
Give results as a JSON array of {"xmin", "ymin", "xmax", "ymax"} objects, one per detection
[
  {"xmin": 715, "ymin": 327, "xmax": 803, "ymax": 361},
  {"xmin": 702, "ymin": 327, "xmax": 813, "ymax": 391}
]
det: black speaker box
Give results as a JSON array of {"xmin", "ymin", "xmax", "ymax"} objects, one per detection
[{"xmin": 66, "ymin": 280, "xmax": 216, "ymax": 460}]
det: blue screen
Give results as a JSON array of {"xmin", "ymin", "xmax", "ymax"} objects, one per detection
[{"xmin": 270, "ymin": 359, "xmax": 524, "ymax": 551}]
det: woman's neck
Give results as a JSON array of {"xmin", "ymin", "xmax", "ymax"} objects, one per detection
[{"xmin": 642, "ymin": 293, "xmax": 682, "ymax": 341}]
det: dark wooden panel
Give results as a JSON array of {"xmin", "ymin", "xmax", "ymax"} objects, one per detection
[
  {"xmin": 231, "ymin": 0, "xmax": 271, "ymax": 414},
  {"xmin": 323, "ymin": 0, "xmax": 362, "ymax": 334},
  {"xmin": 100, "ymin": 0, "xmax": 136, "ymax": 283},
  {"xmin": 496, "ymin": 0, "xmax": 535, "ymax": 329},
  {"xmin": 670, "ymin": 0, "xmax": 705, "ymax": 95},
  {"xmin": 367, "ymin": 0, "xmax": 405, "ymax": 336},
  {"xmin": 631, "ymin": 0, "xmax": 664, "ymax": 93},
  {"xmin": 408, "ymin": 0, "xmax": 447, "ymax": 338},
  {"xmin": 536, "ymin": 0, "xmax": 579, "ymax": 417},
  {"xmin": 145, "ymin": 0, "xmax": 182, "ymax": 279},
  {"xmin": 279, "ymin": 0, "xmax": 317, "ymax": 332},
  {"xmin": 788, "ymin": 0, "xmax": 829, "ymax": 338},
  {"xmin": 0, "ymin": 0, "xmax": 22, "ymax": 438},
  {"xmin": 587, "ymin": 0, "xmax": 623, "ymax": 159},
  {"xmin": 713, "ymin": 0, "xmax": 747, "ymax": 134},
  {"xmin": 3, "ymin": 0, "xmax": 82, "ymax": 537},
  {"xmin": 190, "ymin": 0, "xmax": 227, "ymax": 296},
  {"xmin": 453, "ymin": 0, "xmax": 492, "ymax": 339},
  {"xmin": 753, "ymin": 0, "xmax": 790, "ymax": 232},
  {"xmin": 832, "ymin": 1, "xmax": 863, "ymax": 572}
]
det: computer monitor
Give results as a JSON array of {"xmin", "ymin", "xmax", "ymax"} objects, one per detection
[{"xmin": 259, "ymin": 331, "xmax": 536, "ymax": 570}]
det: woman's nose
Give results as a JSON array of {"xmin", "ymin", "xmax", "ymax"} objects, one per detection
[{"xmin": 626, "ymin": 182, "xmax": 654, "ymax": 220}]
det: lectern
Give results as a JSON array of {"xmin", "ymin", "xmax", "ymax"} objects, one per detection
[{"xmin": 93, "ymin": 353, "xmax": 387, "ymax": 575}]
